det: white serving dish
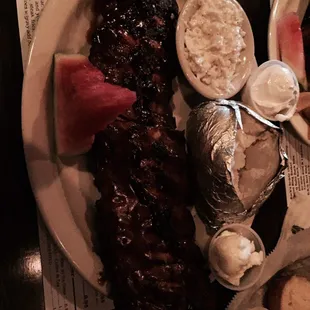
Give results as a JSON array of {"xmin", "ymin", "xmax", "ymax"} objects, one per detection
[{"xmin": 268, "ymin": 0, "xmax": 310, "ymax": 145}]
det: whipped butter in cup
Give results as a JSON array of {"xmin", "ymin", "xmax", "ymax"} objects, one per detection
[
  {"xmin": 208, "ymin": 224, "xmax": 266, "ymax": 291},
  {"xmin": 242, "ymin": 60, "xmax": 299, "ymax": 122}
]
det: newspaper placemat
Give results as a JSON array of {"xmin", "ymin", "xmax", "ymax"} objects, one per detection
[
  {"xmin": 279, "ymin": 131, "xmax": 310, "ymax": 243},
  {"xmin": 283, "ymin": 129, "xmax": 310, "ymax": 203},
  {"xmin": 16, "ymin": 0, "xmax": 45, "ymax": 71},
  {"xmin": 16, "ymin": 1, "xmax": 310, "ymax": 310}
]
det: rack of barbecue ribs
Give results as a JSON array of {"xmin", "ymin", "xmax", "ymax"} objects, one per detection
[{"xmin": 88, "ymin": 0, "xmax": 215, "ymax": 309}]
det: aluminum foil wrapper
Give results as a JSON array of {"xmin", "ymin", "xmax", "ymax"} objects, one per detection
[{"xmin": 186, "ymin": 100, "xmax": 287, "ymax": 233}]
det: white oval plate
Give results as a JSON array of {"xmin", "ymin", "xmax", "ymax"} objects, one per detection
[
  {"xmin": 22, "ymin": 0, "xmax": 108, "ymax": 294},
  {"xmin": 268, "ymin": 0, "xmax": 310, "ymax": 145},
  {"xmin": 22, "ymin": 0, "xmax": 209, "ymax": 295}
]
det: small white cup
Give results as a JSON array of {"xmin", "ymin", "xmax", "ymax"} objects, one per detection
[
  {"xmin": 208, "ymin": 224, "xmax": 266, "ymax": 291},
  {"xmin": 242, "ymin": 60, "xmax": 300, "ymax": 122}
]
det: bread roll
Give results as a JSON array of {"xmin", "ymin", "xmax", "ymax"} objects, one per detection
[{"xmin": 268, "ymin": 276, "xmax": 310, "ymax": 310}]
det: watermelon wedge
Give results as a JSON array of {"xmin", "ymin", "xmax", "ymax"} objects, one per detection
[
  {"xmin": 277, "ymin": 12, "xmax": 308, "ymax": 91},
  {"xmin": 54, "ymin": 54, "xmax": 136, "ymax": 156}
]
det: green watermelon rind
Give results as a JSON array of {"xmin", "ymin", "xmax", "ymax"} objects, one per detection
[{"xmin": 53, "ymin": 53, "xmax": 95, "ymax": 157}]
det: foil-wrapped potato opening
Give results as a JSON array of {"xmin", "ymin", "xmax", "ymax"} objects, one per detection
[{"xmin": 186, "ymin": 100, "xmax": 287, "ymax": 233}]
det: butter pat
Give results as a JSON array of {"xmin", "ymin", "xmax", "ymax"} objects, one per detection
[{"xmin": 210, "ymin": 230, "xmax": 264, "ymax": 286}]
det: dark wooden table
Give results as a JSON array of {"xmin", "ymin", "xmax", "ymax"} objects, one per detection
[
  {"xmin": 0, "ymin": 0, "xmax": 286, "ymax": 309},
  {"xmin": 0, "ymin": 1, "xmax": 44, "ymax": 310}
]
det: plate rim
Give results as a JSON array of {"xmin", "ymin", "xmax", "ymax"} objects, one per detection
[
  {"xmin": 21, "ymin": 0, "xmax": 106, "ymax": 294},
  {"xmin": 268, "ymin": 0, "xmax": 310, "ymax": 145}
]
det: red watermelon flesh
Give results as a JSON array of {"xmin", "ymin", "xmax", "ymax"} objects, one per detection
[
  {"xmin": 54, "ymin": 54, "xmax": 136, "ymax": 156},
  {"xmin": 277, "ymin": 12, "xmax": 308, "ymax": 91}
]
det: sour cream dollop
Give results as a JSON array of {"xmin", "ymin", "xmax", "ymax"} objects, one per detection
[{"xmin": 243, "ymin": 60, "xmax": 299, "ymax": 122}]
